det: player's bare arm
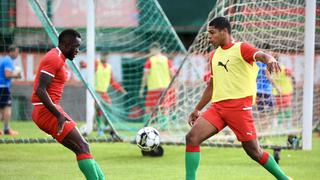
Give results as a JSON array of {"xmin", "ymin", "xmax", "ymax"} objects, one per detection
[
  {"xmin": 110, "ymin": 73, "xmax": 127, "ymax": 94},
  {"xmin": 255, "ymin": 52, "xmax": 281, "ymax": 74},
  {"xmin": 265, "ymin": 69, "xmax": 282, "ymax": 94},
  {"xmin": 36, "ymin": 72, "xmax": 69, "ymax": 135},
  {"xmin": 188, "ymin": 77, "xmax": 213, "ymax": 126},
  {"xmin": 4, "ymin": 69, "xmax": 21, "ymax": 79}
]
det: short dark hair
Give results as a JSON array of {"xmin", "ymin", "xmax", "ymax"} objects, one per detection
[
  {"xmin": 58, "ymin": 29, "xmax": 81, "ymax": 44},
  {"xmin": 208, "ymin": 16, "xmax": 231, "ymax": 34},
  {"xmin": 8, "ymin": 44, "xmax": 18, "ymax": 52},
  {"xmin": 150, "ymin": 42, "xmax": 161, "ymax": 50}
]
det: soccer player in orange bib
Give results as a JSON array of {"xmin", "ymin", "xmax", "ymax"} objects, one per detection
[
  {"xmin": 185, "ymin": 17, "xmax": 290, "ymax": 180},
  {"xmin": 31, "ymin": 29, "xmax": 105, "ymax": 179}
]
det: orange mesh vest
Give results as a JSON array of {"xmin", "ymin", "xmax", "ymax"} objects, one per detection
[
  {"xmin": 147, "ymin": 54, "xmax": 171, "ymax": 90},
  {"xmin": 211, "ymin": 42, "xmax": 259, "ymax": 103}
]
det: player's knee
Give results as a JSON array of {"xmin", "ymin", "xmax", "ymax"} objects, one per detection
[
  {"xmin": 186, "ymin": 132, "xmax": 200, "ymax": 145},
  {"xmin": 245, "ymin": 147, "xmax": 262, "ymax": 162},
  {"xmin": 3, "ymin": 108, "xmax": 11, "ymax": 120},
  {"xmin": 78, "ymin": 140, "xmax": 90, "ymax": 153}
]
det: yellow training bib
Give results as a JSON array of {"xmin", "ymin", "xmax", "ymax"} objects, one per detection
[
  {"xmin": 211, "ymin": 42, "xmax": 259, "ymax": 103},
  {"xmin": 147, "ymin": 54, "xmax": 171, "ymax": 90},
  {"xmin": 95, "ymin": 62, "xmax": 111, "ymax": 92}
]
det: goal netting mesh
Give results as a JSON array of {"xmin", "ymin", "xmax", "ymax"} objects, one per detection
[
  {"xmin": 0, "ymin": 0, "xmax": 319, "ymax": 148},
  {"xmin": 147, "ymin": 0, "xmax": 320, "ymax": 147}
]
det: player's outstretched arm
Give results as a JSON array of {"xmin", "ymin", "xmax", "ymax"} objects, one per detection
[
  {"xmin": 36, "ymin": 72, "xmax": 70, "ymax": 135},
  {"xmin": 188, "ymin": 78, "xmax": 213, "ymax": 126},
  {"xmin": 255, "ymin": 52, "xmax": 281, "ymax": 74},
  {"xmin": 5, "ymin": 69, "xmax": 21, "ymax": 79},
  {"xmin": 110, "ymin": 73, "xmax": 127, "ymax": 94}
]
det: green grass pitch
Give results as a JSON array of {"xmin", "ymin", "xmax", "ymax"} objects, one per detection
[{"xmin": 0, "ymin": 121, "xmax": 319, "ymax": 179}]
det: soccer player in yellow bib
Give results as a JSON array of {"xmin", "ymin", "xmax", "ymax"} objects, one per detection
[
  {"xmin": 272, "ymin": 64, "xmax": 294, "ymax": 129},
  {"xmin": 140, "ymin": 42, "xmax": 176, "ymax": 123},
  {"xmin": 185, "ymin": 17, "xmax": 291, "ymax": 180},
  {"xmin": 95, "ymin": 56, "xmax": 126, "ymax": 136},
  {"xmin": 256, "ymin": 60, "xmax": 281, "ymax": 130}
]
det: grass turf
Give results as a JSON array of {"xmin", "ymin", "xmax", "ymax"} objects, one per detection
[{"xmin": 0, "ymin": 121, "xmax": 319, "ymax": 179}]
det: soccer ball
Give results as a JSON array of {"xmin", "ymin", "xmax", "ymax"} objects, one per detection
[
  {"xmin": 14, "ymin": 66, "xmax": 21, "ymax": 73},
  {"xmin": 136, "ymin": 127, "xmax": 160, "ymax": 151}
]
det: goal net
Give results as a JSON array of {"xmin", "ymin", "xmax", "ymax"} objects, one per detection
[
  {"xmin": 0, "ymin": 0, "xmax": 319, "ymax": 148},
  {"xmin": 147, "ymin": 0, "xmax": 320, "ymax": 148},
  {"xmin": 0, "ymin": 0, "xmax": 186, "ymax": 141}
]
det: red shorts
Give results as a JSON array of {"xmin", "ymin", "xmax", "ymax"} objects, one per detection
[
  {"xmin": 145, "ymin": 88, "xmax": 176, "ymax": 108},
  {"xmin": 201, "ymin": 97, "xmax": 257, "ymax": 142},
  {"xmin": 275, "ymin": 94, "xmax": 292, "ymax": 108},
  {"xmin": 32, "ymin": 104, "xmax": 77, "ymax": 142}
]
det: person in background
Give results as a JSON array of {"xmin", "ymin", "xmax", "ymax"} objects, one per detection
[
  {"xmin": 272, "ymin": 64, "xmax": 294, "ymax": 129},
  {"xmin": 0, "ymin": 44, "xmax": 21, "ymax": 136},
  {"xmin": 140, "ymin": 42, "xmax": 176, "ymax": 124},
  {"xmin": 94, "ymin": 55, "xmax": 126, "ymax": 136},
  {"xmin": 256, "ymin": 61, "xmax": 281, "ymax": 129},
  {"xmin": 79, "ymin": 60, "xmax": 88, "ymax": 79}
]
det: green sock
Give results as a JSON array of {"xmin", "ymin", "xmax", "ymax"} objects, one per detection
[
  {"xmin": 96, "ymin": 115, "xmax": 104, "ymax": 130},
  {"xmin": 93, "ymin": 160, "xmax": 105, "ymax": 180},
  {"xmin": 284, "ymin": 108, "xmax": 292, "ymax": 128},
  {"xmin": 278, "ymin": 111, "xmax": 285, "ymax": 125},
  {"xmin": 185, "ymin": 145, "xmax": 200, "ymax": 180},
  {"xmin": 77, "ymin": 158, "xmax": 99, "ymax": 180},
  {"xmin": 261, "ymin": 152, "xmax": 288, "ymax": 180},
  {"xmin": 284, "ymin": 108, "xmax": 292, "ymax": 118}
]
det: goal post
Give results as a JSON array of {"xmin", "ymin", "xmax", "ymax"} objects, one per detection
[
  {"xmin": 85, "ymin": 0, "xmax": 95, "ymax": 136},
  {"xmin": 26, "ymin": 0, "xmax": 187, "ymax": 140},
  {"xmin": 147, "ymin": 0, "xmax": 320, "ymax": 148},
  {"xmin": 28, "ymin": 0, "xmax": 121, "ymax": 139},
  {"xmin": 1, "ymin": 0, "xmax": 319, "ymax": 148},
  {"xmin": 302, "ymin": 0, "xmax": 316, "ymax": 150}
]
